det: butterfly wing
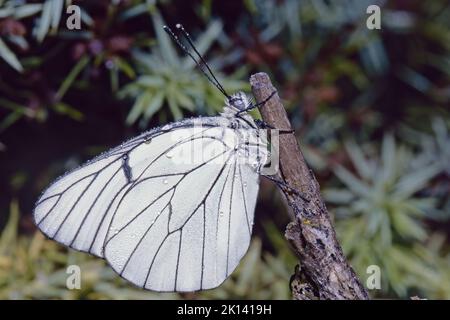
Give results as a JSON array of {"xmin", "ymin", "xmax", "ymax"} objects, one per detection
[
  {"xmin": 33, "ymin": 119, "xmax": 212, "ymax": 257},
  {"xmin": 103, "ymin": 126, "xmax": 261, "ymax": 292},
  {"xmin": 34, "ymin": 118, "xmax": 263, "ymax": 292}
]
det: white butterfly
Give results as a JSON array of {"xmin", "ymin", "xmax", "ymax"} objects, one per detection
[
  {"xmin": 33, "ymin": 24, "xmax": 283, "ymax": 292},
  {"xmin": 34, "ymin": 93, "xmax": 267, "ymax": 291}
]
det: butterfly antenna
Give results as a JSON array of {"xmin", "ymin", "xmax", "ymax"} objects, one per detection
[
  {"xmin": 163, "ymin": 24, "xmax": 230, "ymax": 98},
  {"xmin": 175, "ymin": 24, "xmax": 229, "ymax": 98}
]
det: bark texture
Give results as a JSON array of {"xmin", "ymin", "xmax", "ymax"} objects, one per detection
[{"xmin": 250, "ymin": 72, "xmax": 369, "ymax": 300}]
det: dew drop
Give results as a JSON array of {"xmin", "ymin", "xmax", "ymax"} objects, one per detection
[
  {"xmin": 243, "ymin": 182, "xmax": 247, "ymax": 187},
  {"xmin": 166, "ymin": 152, "xmax": 173, "ymax": 159},
  {"xmin": 163, "ymin": 179, "xmax": 168, "ymax": 185},
  {"xmin": 219, "ymin": 211, "xmax": 224, "ymax": 217},
  {"xmin": 144, "ymin": 137, "xmax": 152, "ymax": 144}
]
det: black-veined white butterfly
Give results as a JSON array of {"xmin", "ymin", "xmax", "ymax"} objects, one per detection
[{"xmin": 33, "ymin": 24, "xmax": 291, "ymax": 292}]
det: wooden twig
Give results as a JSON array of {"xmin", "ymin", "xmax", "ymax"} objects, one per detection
[{"xmin": 250, "ymin": 72, "xmax": 369, "ymax": 300}]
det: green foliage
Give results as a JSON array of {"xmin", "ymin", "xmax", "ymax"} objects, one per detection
[
  {"xmin": 0, "ymin": 1, "xmax": 42, "ymax": 71},
  {"xmin": 401, "ymin": 117, "xmax": 450, "ymax": 177},
  {"xmin": 0, "ymin": 37, "xmax": 22, "ymax": 72},
  {"xmin": 324, "ymin": 134, "xmax": 449, "ymax": 297},
  {"xmin": 0, "ymin": 202, "xmax": 294, "ymax": 299}
]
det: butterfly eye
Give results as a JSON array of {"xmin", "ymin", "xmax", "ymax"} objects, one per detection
[{"xmin": 231, "ymin": 98, "xmax": 244, "ymax": 110}]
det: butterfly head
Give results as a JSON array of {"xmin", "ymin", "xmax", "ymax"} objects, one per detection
[{"xmin": 227, "ymin": 92, "xmax": 249, "ymax": 112}]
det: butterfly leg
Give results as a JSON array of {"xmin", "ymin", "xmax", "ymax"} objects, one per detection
[
  {"xmin": 254, "ymin": 119, "xmax": 295, "ymax": 134},
  {"xmin": 262, "ymin": 174, "xmax": 310, "ymax": 202}
]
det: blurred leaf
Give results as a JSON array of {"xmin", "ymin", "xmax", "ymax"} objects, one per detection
[
  {"xmin": 126, "ymin": 91, "xmax": 152, "ymax": 125},
  {"xmin": 52, "ymin": 102, "xmax": 84, "ymax": 121},
  {"xmin": 333, "ymin": 165, "xmax": 372, "ymax": 198},
  {"xmin": 0, "ymin": 38, "xmax": 23, "ymax": 72},
  {"xmin": 13, "ymin": 3, "xmax": 43, "ymax": 19},
  {"xmin": 0, "ymin": 110, "xmax": 23, "ymax": 132},
  {"xmin": 56, "ymin": 55, "xmax": 90, "ymax": 100},
  {"xmin": 395, "ymin": 165, "xmax": 440, "ymax": 198},
  {"xmin": 344, "ymin": 140, "xmax": 373, "ymax": 180},
  {"xmin": 35, "ymin": 0, "xmax": 52, "ymax": 42},
  {"xmin": 143, "ymin": 91, "xmax": 164, "ymax": 121},
  {"xmin": 0, "ymin": 200, "xmax": 19, "ymax": 255},
  {"xmin": 151, "ymin": 10, "xmax": 178, "ymax": 67}
]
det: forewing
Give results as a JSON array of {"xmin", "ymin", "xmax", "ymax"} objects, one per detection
[{"xmin": 32, "ymin": 119, "xmax": 216, "ymax": 257}]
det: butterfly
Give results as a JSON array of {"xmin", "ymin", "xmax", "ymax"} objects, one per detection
[{"xmin": 33, "ymin": 24, "xmax": 291, "ymax": 292}]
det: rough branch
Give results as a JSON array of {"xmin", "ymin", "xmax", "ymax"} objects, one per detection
[{"xmin": 250, "ymin": 72, "xmax": 369, "ymax": 300}]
